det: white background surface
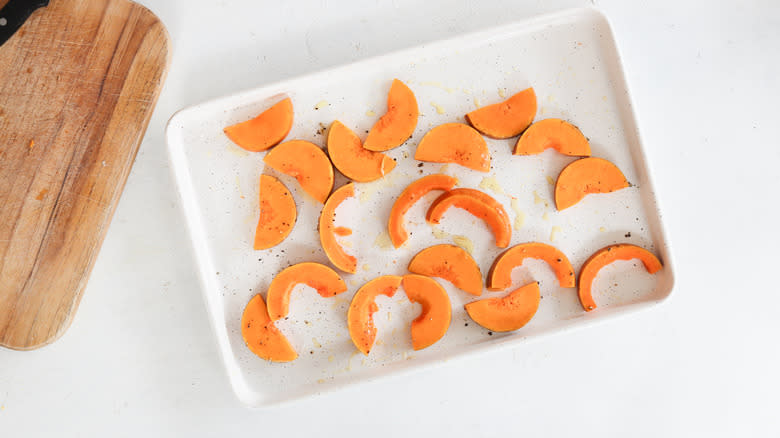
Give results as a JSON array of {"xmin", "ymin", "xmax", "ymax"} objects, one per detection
[{"xmin": 1, "ymin": 0, "xmax": 778, "ymax": 436}]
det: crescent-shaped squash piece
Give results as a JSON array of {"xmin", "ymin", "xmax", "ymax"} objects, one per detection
[
  {"xmin": 347, "ymin": 275, "xmax": 403, "ymax": 355},
  {"xmin": 254, "ymin": 175, "xmax": 297, "ymax": 250},
  {"xmin": 433, "ymin": 188, "xmax": 511, "ymax": 232},
  {"xmin": 402, "ymin": 275, "xmax": 452, "ymax": 350},
  {"xmin": 319, "ymin": 184, "xmax": 357, "ymax": 273},
  {"xmin": 415, "ymin": 123, "xmax": 491, "ymax": 172},
  {"xmin": 514, "ymin": 118, "xmax": 591, "ymax": 156},
  {"xmin": 408, "ymin": 244, "xmax": 483, "ymax": 296},
  {"xmin": 264, "ymin": 140, "xmax": 334, "ymax": 203},
  {"xmin": 578, "ymin": 244, "xmax": 663, "ymax": 312},
  {"xmin": 465, "ymin": 87, "xmax": 537, "ymax": 139},
  {"xmin": 555, "ymin": 157, "xmax": 629, "ymax": 210},
  {"xmin": 241, "ymin": 294, "xmax": 297, "ymax": 362},
  {"xmin": 363, "ymin": 79, "xmax": 419, "ymax": 151},
  {"xmin": 388, "ymin": 174, "xmax": 458, "ymax": 248},
  {"xmin": 426, "ymin": 191, "xmax": 511, "ymax": 248},
  {"xmin": 465, "ymin": 282, "xmax": 540, "ymax": 332},
  {"xmin": 224, "ymin": 97, "xmax": 293, "ymax": 152},
  {"xmin": 327, "ymin": 120, "xmax": 396, "ymax": 182},
  {"xmin": 487, "ymin": 242, "xmax": 575, "ymax": 291},
  {"xmin": 266, "ymin": 262, "xmax": 347, "ymax": 321}
]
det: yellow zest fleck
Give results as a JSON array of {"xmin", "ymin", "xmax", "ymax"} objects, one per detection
[
  {"xmin": 533, "ymin": 190, "xmax": 549, "ymax": 207},
  {"xmin": 478, "ymin": 176, "xmax": 505, "ymax": 195},
  {"xmin": 373, "ymin": 231, "xmax": 393, "ymax": 249},
  {"xmin": 312, "ymin": 337, "xmax": 322, "ymax": 348},
  {"xmin": 431, "ymin": 226, "xmax": 449, "ymax": 239},
  {"xmin": 599, "ymin": 226, "xmax": 606, "ymax": 232},
  {"xmin": 550, "ymin": 226, "xmax": 563, "ymax": 242},
  {"xmin": 430, "ymin": 102, "xmax": 446, "ymax": 115},
  {"xmin": 498, "ymin": 88, "xmax": 507, "ymax": 98},
  {"xmin": 362, "ymin": 264, "xmax": 371, "ymax": 272},
  {"xmin": 510, "ymin": 198, "xmax": 525, "ymax": 230},
  {"xmin": 328, "ymin": 355, "xmax": 335, "ymax": 362},
  {"xmin": 472, "ymin": 97, "xmax": 481, "ymax": 108},
  {"xmin": 366, "ymin": 109, "xmax": 376, "ymax": 117},
  {"xmin": 546, "ymin": 175, "xmax": 555, "ymax": 186},
  {"xmin": 462, "ymin": 88, "xmax": 472, "ymax": 95},
  {"xmin": 402, "ymin": 150, "xmax": 409, "ymax": 159},
  {"xmin": 317, "ymin": 379, "xmax": 326, "ymax": 384},
  {"xmin": 452, "ymin": 235, "xmax": 474, "ymax": 254},
  {"xmin": 314, "ymin": 100, "xmax": 329, "ymax": 110},
  {"xmin": 542, "ymin": 211, "xmax": 550, "ymax": 221}
]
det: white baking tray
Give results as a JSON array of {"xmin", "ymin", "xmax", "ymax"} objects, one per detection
[{"xmin": 166, "ymin": 7, "xmax": 674, "ymax": 408}]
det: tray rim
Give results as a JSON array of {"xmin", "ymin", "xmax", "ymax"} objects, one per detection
[{"xmin": 165, "ymin": 5, "xmax": 676, "ymax": 408}]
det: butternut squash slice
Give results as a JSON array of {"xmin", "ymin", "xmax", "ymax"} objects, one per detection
[
  {"xmin": 487, "ymin": 242, "xmax": 575, "ymax": 291},
  {"xmin": 224, "ymin": 97, "xmax": 293, "ymax": 152},
  {"xmin": 264, "ymin": 140, "xmax": 334, "ymax": 203},
  {"xmin": 426, "ymin": 191, "xmax": 511, "ymax": 248},
  {"xmin": 319, "ymin": 183, "xmax": 357, "ymax": 273},
  {"xmin": 347, "ymin": 275, "xmax": 403, "ymax": 355},
  {"xmin": 266, "ymin": 262, "xmax": 347, "ymax": 321},
  {"xmin": 363, "ymin": 79, "xmax": 419, "ymax": 151},
  {"xmin": 578, "ymin": 244, "xmax": 662, "ymax": 312},
  {"xmin": 408, "ymin": 244, "xmax": 483, "ymax": 296},
  {"xmin": 241, "ymin": 294, "xmax": 297, "ymax": 362},
  {"xmin": 388, "ymin": 174, "xmax": 458, "ymax": 248},
  {"xmin": 327, "ymin": 120, "xmax": 396, "ymax": 182},
  {"xmin": 434, "ymin": 188, "xmax": 511, "ymax": 232},
  {"xmin": 555, "ymin": 157, "xmax": 629, "ymax": 210},
  {"xmin": 402, "ymin": 275, "xmax": 452, "ymax": 350},
  {"xmin": 465, "ymin": 87, "xmax": 537, "ymax": 138},
  {"xmin": 254, "ymin": 175, "xmax": 296, "ymax": 250},
  {"xmin": 514, "ymin": 118, "xmax": 591, "ymax": 156},
  {"xmin": 415, "ymin": 123, "xmax": 491, "ymax": 172},
  {"xmin": 333, "ymin": 226, "xmax": 352, "ymax": 236},
  {"xmin": 465, "ymin": 282, "xmax": 540, "ymax": 332}
]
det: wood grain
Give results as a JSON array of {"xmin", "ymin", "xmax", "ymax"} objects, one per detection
[{"xmin": 0, "ymin": 0, "xmax": 170, "ymax": 350}]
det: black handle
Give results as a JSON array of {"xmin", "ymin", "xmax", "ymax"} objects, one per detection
[{"xmin": 0, "ymin": 0, "xmax": 50, "ymax": 47}]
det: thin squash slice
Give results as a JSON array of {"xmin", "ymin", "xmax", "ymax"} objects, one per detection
[
  {"xmin": 465, "ymin": 87, "xmax": 537, "ymax": 138},
  {"xmin": 388, "ymin": 174, "xmax": 458, "ymax": 248},
  {"xmin": 578, "ymin": 244, "xmax": 662, "ymax": 312},
  {"xmin": 555, "ymin": 157, "xmax": 629, "ymax": 210},
  {"xmin": 347, "ymin": 275, "xmax": 403, "ymax": 355},
  {"xmin": 426, "ymin": 191, "xmax": 511, "ymax": 248},
  {"xmin": 402, "ymin": 275, "xmax": 452, "ymax": 350},
  {"xmin": 254, "ymin": 175, "xmax": 296, "ymax": 250},
  {"xmin": 514, "ymin": 118, "xmax": 591, "ymax": 156},
  {"xmin": 319, "ymin": 183, "xmax": 357, "ymax": 273},
  {"xmin": 415, "ymin": 123, "xmax": 491, "ymax": 172},
  {"xmin": 224, "ymin": 97, "xmax": 293, "ymax": 152},
  {"xmin": 327, "ymin": 120, "xmax": 396, "ymax": 182},
  {"xmin": 408, "ymin": 244, "xmax": 483, "ymax": 296},
  {"xmin": 264, "ymin": 140, "xmax": 334, "ymax": 203},
  {"xmin": 465, "ymin": 282, "xmax": 540, "ymax": 332},
  {"xmin": 364, "ymin": 79, "xmax": 419, "ymax": 151},
  {"xmin": 241, "ymin": 294, "xmax": 297, "ymax": 362},
  {"xmin": 487, "ymin": 242, "xmax": 575, "ymax": 290},
  {"xmin": 266, "ymin": 263, "xmax": 347, "ymax": 321}
]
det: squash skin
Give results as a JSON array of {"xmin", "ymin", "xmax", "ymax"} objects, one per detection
[
  {"xmin": 254, "ymin": 175, "xmax": 297, "ymax": 250},
  {"xmin": 224, "ymin": 97, "xmax": 293, "ymax": 152},
  {"xmin": 578, "ymin": 244, "xmax": 662, "ymax": 312},
  {"xmin": 415, "ymin": 123, "xmax": 491, "ymax": 172},
  {"xmin": 554, "ymin": 157, "xmax": 629, "ymax": 210},
  {"xmin": 387, "ymin": 174, "xmax": 458, "ymax": 248},
  {"xmin": 466, "ymin": 88, "xmax": 537, "ymax": 139},
  {"xmin": 266, "ymin": 263, "xmax": 347, "ymax": 321},
  {"xmin": 319, "ymin": 183, "xmax": 358, "ymax": 273},
  {"xmin": 465, "ymin": 282, "xmax": 541, "ymax": 332},
  {"xmin": 487, "ymin": 242, "xmax": 575, "ymax": 290}
]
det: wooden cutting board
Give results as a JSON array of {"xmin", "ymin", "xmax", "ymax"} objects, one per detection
[{"xmin": 0, "ymin": 0, "xmax": 170, "ymax": 350}]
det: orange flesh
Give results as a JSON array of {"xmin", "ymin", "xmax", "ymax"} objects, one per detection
[
  {"xmin": 402, "ymin": 275, "xmax": 452, "ymax": 350},
  {"xmin": 364, "ymin": 79, "xmax": 419, "ymax": 151},
  {"xmin": 487, "ymin": 242, "xmax": 575, "ymax": 290},
  {"xmin": 426, "ymin": 192, "xmax": 511, "ymax": 248},
  {"xmin": 224, "ymin": 97, "xmax": 293, "ymax": 152},
  {"xmin": 347, "ymin": 276, "xmax": 403, "ymax": 355},
  {"xmin": 408, "ymin": 244, "xmax": 483, "ymax": 296},
  {"xmin": 327, "ymin": 120, "xmax": 396, "ymax": 182},
  {"xmin": 415, "ymin": 123, "xmax": 491, "ymax": 172},
  {"xmin": 465, "ymin": 282, "xmax": 540, "ymax": 332},
  {"xmin": 578, "ymin": 244, "xmax": 662, "ymax": 312},
  {"xmin": 387, "ymin": 174, "xmax": 458, "ymax": 248},
  {"xmin": 241, "ymin": 294, "xmax": 297, "ymax": 362},
  {"xmin": 333, "ymin": 227, "xmax": 352, "ymax": 236},
  {"xmin": 514, "ymin": 118, "xmax": 591, "ymax": 156},
  {"xmin": 254, "ymin": 175, "xmax": 297, "ymax": 250},
  {"xmin": 264, "ymin": 140, "xmax": 335, "ymax": 203},
  {"xmin": 555, "ymin": 157, "xmax": 629, "ymax": 210},
  {"xmin": 319, "ymin": 184, "xmax": 358, "ymax": 273},
  {"xmin": 266, "ymin": 262, "xmax": 347, "ymax": 321},
  {"xmin": 465, "ymin": 87, "xmax": 537, "ymax": 139}
]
